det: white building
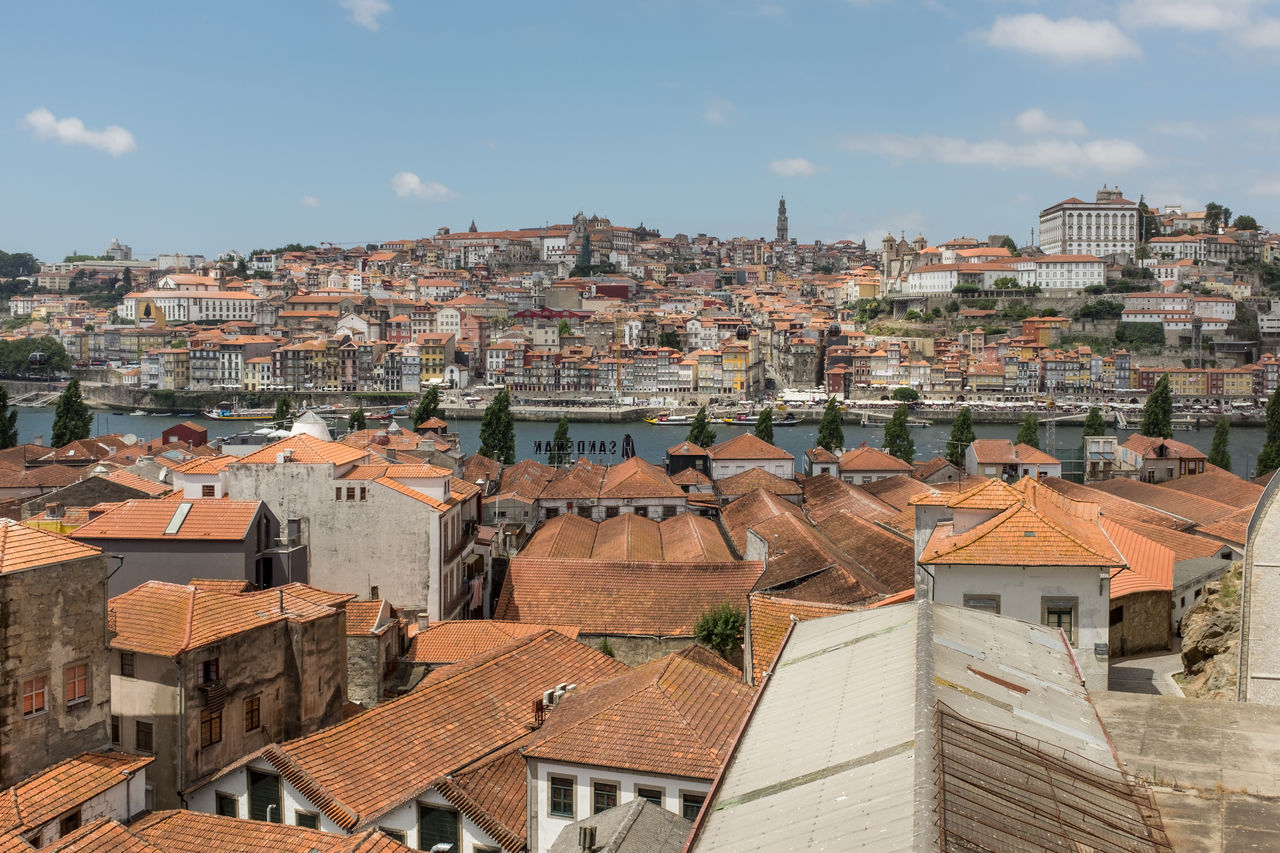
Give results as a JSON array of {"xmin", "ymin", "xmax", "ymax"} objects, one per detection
[
  {"xmin": 118, "ymin": 289, "xmax": 263, "ymax": 324},
  {"xmin": 1014, "ymin": 254, "xmax": 1106, "ymax": 291},
  {"xmin": 1038, "ymin": 186, "xmax": 1139, "ymax": 258},
  {"xmin": 704, "ymin": 433, "xmax": 795, "ymax": 480}
]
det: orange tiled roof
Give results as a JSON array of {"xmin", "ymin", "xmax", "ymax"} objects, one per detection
[
  {"xmin": 109, "ymin": 581, "xmax": 351, "ymax": 657},
  {"xmin": 0, "ymin": 752, "xmax": 152, "ymax": 834},
  {"xmin": 968, "ymin": 438, "xmax": 1019, "ymax": 465},
  {"xmin": 517, "ymin": 511, "xmax": 733, "ymax": 563},
  {"xmin": 404, "ymin": 620, "xmax": 581, "ymax": 663},
  {"xmin": 800, "ymin": 473, "xmax": 899, "ymax": 524},
  {"xmin": 131, "ymin": 810, "xmax": 415, "ymax": 852},
  {"xmin": 705, "ymin": 433, "xmax": 794, "ymax": 461},
  {"xmin": 715, "ymin": 467, "xmax": 801, "ymax": 498},
  {"xmin": 235, "ymin": 434, "xmax": 369, "ymax": 466},
  {"xmin": 748, "ymin": 512, "xmax": 894, "ymax": 604},
  {"xmin": 3, "ymin": 519, "xmax": 101, "ymax": 573},
  {"xmin": 34, "ymin": 818, "xmax": 163, "ymax": 852},
  {"xmin": 719, "ymin": 488, "xmax": 807, "ymax": 554},
  {"xmin": 862, "ymin": 473, "xmax": 941, "ymax": 511},
  {"xmin": 223, "ymin": 630, "xmax": 626, "ymax": 831},
  {"xmin": 523, "ymin": 652, "xmax": 756, "ymax": 779},
  {"xmin": 1107, "ymin": 517, "xmax": 1225, "ymax": 562},
  {"xmin": 599, "ymin": 456, "xmax": 685, "ymax": 499},
  {"xmin": 1157, "ymin": 464, "xmax": 1264, "ymax": 510},
  {"xmin": 1037, "ymin": 477, "xmax": 1188, "ymax": 531},
  {"xmin": 1195, "ymin": 504, "xmax": 1253, "ymax": 548},
  {"xmin": 71, "ymin": 499, "xmax": 262, "ymax": 541},
  {"xmin": 100, "ymin": 469, "xmax": 171, "ymax": 496},
  {"xmin": 837, "ymin": 445, "xmax": 914, "ymax": 473},
  {"xmin": 911, "ymin": 476, "xmax": 1023, "ymax": 511},
  {"xmin": 1088, "ymin": 478, "xmax": 1237, "ymax": 527},
  {"xmin": 1103, "ymin": 518, "xmax": 1174, "ymax": 597},
  {"xmin": 345, "ymin": 600, "xmax": 391, "ymax": 636},
  {"xmin": 172, "ymin": 454, "xmax": 237, "ymax": 475},
  {"xmin": 497, "ymin": 559, "xmax": 763, "ymax": 636}
]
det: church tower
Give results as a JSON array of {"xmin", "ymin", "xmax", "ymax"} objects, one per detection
[{"xmin": 776, "ymin": 197, "xmax": 789, "ymax": 243}]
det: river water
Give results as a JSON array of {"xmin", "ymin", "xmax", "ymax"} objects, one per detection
[{"xmin": 16, "ymin": 407, "xmax": 1272, "ymax": 479}]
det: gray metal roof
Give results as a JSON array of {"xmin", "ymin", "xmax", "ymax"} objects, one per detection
[
  {"xmin": 550, "ymin": 798, "xmax": 691, "ymax": 853},
  {"xmin": 686, "ymin": 600, "xmax": 1170, "ymax": 852}
]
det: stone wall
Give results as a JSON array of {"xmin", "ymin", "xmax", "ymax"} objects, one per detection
[
  {"xmin": 0, "ymin": 554, "xmax": 111, "ymax": 788},
  {"xmin": 1109, "ymin": 590, "xmax": 1172, "ymax": 657}
]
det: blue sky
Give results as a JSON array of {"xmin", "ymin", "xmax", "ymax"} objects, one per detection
[{"xmin": 5, "ymin": 0, "xmax": 1279, "ymax": 262}]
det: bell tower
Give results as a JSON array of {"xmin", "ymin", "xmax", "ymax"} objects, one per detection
[{"xmin": 776, "ymin": 197, "xmax": 789, "ymax": 243}]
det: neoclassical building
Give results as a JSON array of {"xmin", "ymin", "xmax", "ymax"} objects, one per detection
[{"xmin": 1038, "ymin": 185, "xmax": 1139, "ymax": 258}]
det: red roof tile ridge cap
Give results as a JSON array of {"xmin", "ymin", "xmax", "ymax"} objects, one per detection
[
  {"xmin": 180, "ymin": 585, "xmax": 195, "ymax": 652},
  {"xmin": 431, "ymin": 773, "xmax": 526, "ymax": 852},
  {"xmin": 260, "ymin": 743, "xmax": 360, "ymax": 829}
]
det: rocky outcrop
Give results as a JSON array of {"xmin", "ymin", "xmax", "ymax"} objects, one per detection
[{"xmin": 1179, "ymin": 562, "xmax": 1242, "ymax": 700}]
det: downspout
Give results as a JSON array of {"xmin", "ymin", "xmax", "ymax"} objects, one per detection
[{"xmin": 176, "ymin": 658, "xmax": 187, "ymax": 807}]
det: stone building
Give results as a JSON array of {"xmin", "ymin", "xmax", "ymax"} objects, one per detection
[{"xmin": 0, "ymin": 521, "xmax": 112, "ymax": 789}]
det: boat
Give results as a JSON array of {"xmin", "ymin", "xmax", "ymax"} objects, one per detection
[
  {"xmin": 128, "ymin": 409, "xmax": 147, "ymax": 416},
  {"xmin": 204, "ymin": 401, "xmax": 278, "ymax": 421},
  {"xmin": 721, "ymin": 412, "xmax": 803, "ymax": 426},
  {"xmin": 644, "ymin": 412, "xmax": 692, "ymax": 425},
  {"xmin": 368, "ymin": 405, "xmax": 408, "ymax": 422}
]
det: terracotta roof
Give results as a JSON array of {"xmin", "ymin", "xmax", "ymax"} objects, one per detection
[
  {"xmin": 405, "ymin": 620, "xmax": 581, "ymax": 664},
  {"xmin": 667, "ymin": 441, "xmax": 708, "ymax": 457},
  {"xmin": 1157, "ymin": 464, "xmax": 1264, "ymax": 509},
  {"xmin": 805, "ymin": 446, "xmax": 839, "ymax": 464},
  {"xmin": 800, "ymin": 474, "xmax": 898, "ymax": 524},
  {"xmin": 1119, "ymin": 434, "xmax": 1208, "ymax": 461},
  {"xmin": 225, "ymin": 630, "xmax": 626, "ymax": 830},
  {"xmin": 1, "ymin": 463, "xmax": 83, "ymax": 489},
  {"xmin": 1088, "ymin": 478, "xmax": 1237, "ymax": 526},
  {"xmin": 719, "ymin": 488, "xmax": 807, "ymax": 554},
  {"xmin": 432, "ymin": 748, "xmax": 527, "ymax": 852},
  {"xmin": 1106, "ymin": 517, "xmax": 1225, "ymax": 563},
  {"xmin": 187, "ymin": 578, "xmax": 253, "ymax": 593},
  {"xmin": 1037, "ymin": 477, "xmax": 1188, "ymax": 531},
  {"xmin": 715, "ymin": 467, "xmax": 802, "ymax": 498},
  {"xmin": 914, "ymin": 456, "xmax": 957, "ymax": 480},
  {"xmin": 705, "ymin": 433, "xmax": 794, "ymax": 462},
  {"xmin": 517, "ymin": 511, "xmax": 734, "ymax": 563},
  {"xmin": 72, "ymin": 499, "xmax": 262, "ymax": 541},
  {"xmin": 496, "ymin": 459, "xmax": 555, "ymax": 501},
  {"xmin": 599, "ymin": 457, "xmax": 685, "ymax": 499},
  {"xmin": 130, "ymin": 810, "xmax": 415, "ymax": 852},
  {"xmin": 0, "ymin": 752, "xmax": 152, "ymax": 834},
  {"xmin": 812, "ymin": 510, "xmax": 916, "ymax": 593},
  {"xmin": 747, "ymin": 594, "xmax": 857, "ymax": 684},
  {"xmin": 968, "ymin": 438, "xmax": 1019, "ymax": 465},
  {"xmin": 345, "ymin": 600, "xmax": 391, "ymax": 636},
  {"xmin": 837, "ymin": 445, "xmax": 914, "ymax": 473},
  {"xmin": 2, "ymin": 519, "xmax": 101, "ymax": 573},
  {"xmin": 748, "ymin": 512, "xmax": 893, "ymax": 604},
  {"xmin": 100, "ymin": 469, "xmax": 170, "ymax": 496},
  {"xmin": 1014, "ymin": 443, "xmax": 1060, "ymax": 465},
  {"xmin": 171, "ymin": 454, "xmax": 236, "ymax": 476},
  {"xmin": 1102, "ymin": 518, "xmax": 1174, "ymax": 597},
  {"xmin": 235, "ymin": 435, "xmax": 369, "ymax": 466},
  {"xmin": 1194, "ymin": 504, "xmax": 1253, "ymax": 548},
  {"xmin": 109, "ymin": 581, "xmax": 351, "ymax": 657},
  {"xmin": 461, "ymin": 454, "xmax": 502, "ymax": 485},
  {"xmin": 911, "ymin": 477, "xmax": 1023, "ymax": 511},
  {"xmin": 671, "ymin": 467, "xmax": 713, "ymax": 486},
  {"xmin": 861, "ymin": 473, "xmax": 941, "ymax": 510},
  {"xmin": 38, "ymin": 818, "xmax": 163, "ymax": 852},
  {"xmin": 497, "ymin": 559, "xmax": 763, "ymax": 636},
  {"xmin": 539, "ymin": 458, "xmax": 607, "ymax": 500},
  {"xmin": 523, "ymin": 652, "xmax": 756, "ymax": 779}
]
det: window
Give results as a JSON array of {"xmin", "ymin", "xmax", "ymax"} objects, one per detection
[
  {"xmin": 681, "ymin": 792, "xmax": 706, "ymax": 822},
  {"xmin": 335, "ymin": 487, "xmax": 342, "ymax": 501},
  {"xmin": 604, "ymin": 506, "xmax": 619, "ymax": 519},
  {"xmin": 111, "ymin": 715, "xmax": 121, "ymax": 745},
  {"xmin": 215, "ymin": 792, "xmax": 238, "ymax": 818},
  {"xmin": 295, "ymin": 810, "xmax": 320, "ymax": 829},
  {"xmin": 549, "ymin": 776, "xmax": 575, "ymax": 818},
  {"xmin": 59, "ymin": 810, "xmax": 81, "ymax": 837},
  {"xmin": 1043, "ymin": 597, "xmax": 1078, "ymax": 645},
  {"xmin": 1110, "ymin": 606, "xmax": 1124, "ymax": 627},
  {"xmin": 21, "ymin": 675, "xmax": 47, "ymax": 717},
  {"xmin": 135, "ymin": 721, "xmax": 154, "ymax": 753},
  {"xmin": 636, "ymin": 786, "xmax": 664, "ymax": 806},
  {"xmin": 379, "ymin": 828, "xmax": 406, "ymax": 844},
  {"xmin": 144, "ymin": 785, "xmax": 155, "ymax": 811},
  {"xmin": 200, "ymin": 657, "xmax": 219, "ymax": 684},
  {"xmin": 120, "ymin": 652, "xmax": 135, "ymax": 678},
  {"xmin": 359, "ymin": 487, "xmax": 367, "ymax": 501},
  {"xmin": 592, "ymin": 781, "xmax": 618, "ymax": 814},
  {"xmin": 201, "ymin": 484, "xmax": 216, "ymax": 497},
  {"xmin": 247, "ymin": 770, "xmax": 281, "ymax": 822},
  {"xmin": 346, "ymin": 487, "xmax": 356, "ymax": 501},
  {"xmin": 418, "ymin": 804, "xmax": 460, "ymax": 850},
  {"xmin": 64, "ymin": 663, "xmax": 88, "ymax": 705},
  {"xmin": 244, "ymin": 694, "xmax": 261, "ymax": 731},
  {"xmin": 962, "ymin": 595, "xmax": 1000, "ymax": 615},
  {"xmin": 200, "ymin": 710, "xmax": 222, "ymax": 747}
]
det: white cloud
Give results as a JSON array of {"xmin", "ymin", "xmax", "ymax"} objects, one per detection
[
  {"xmin": 841, "ymin": 133, "xmax": 1148, "ymax": 174},
  {"xmin": 1118, "ymin": 0, "xmax": 1254, "ymax": 32},
  {"xmin": 979, "ymin": 14, "xmax": 1142, "ymax": 61},
  {"xmin": 1237, "ymin": 17, "xmax": 1280, "ymax": 47},
  {"xmin": 299, "ymin": 195, "xmax": 321, "ymax": 208},
  {"xmin": 1015, "ymin": 108, "xmax": 1087, "ymax": 136},
  {"xmin": 1250, "ymin": 179, "xmax": 1280, "ymax": 196},
  {"xmin": 20, "ymin": 107, "xmax": 136, "ymax": 156},
  {"xmin": 390, "ymin": 171, "xmax": 455, "ymax": 200},
  {"xmin": 340, "ymin": 0, "xmax": 390, "ymax": 31},
  {"xmin": 705, "ymin": 97, "xmax": 735, "ymax": 125},
  {"xmin": 769, "ymin": 157, "xmax": 824, "ymax": 177}
]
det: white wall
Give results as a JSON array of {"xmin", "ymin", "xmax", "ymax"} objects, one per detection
[
  {"xmin": 710, "ymin": 458, "xmax": 792, "ymax": 480},
  {"xmin": 528, "ymin": 758, "xmax": 708, "ymax": 853},
  {"xmin": 29, "ymin": 773, "xmax": 147, "ymax": 847}
]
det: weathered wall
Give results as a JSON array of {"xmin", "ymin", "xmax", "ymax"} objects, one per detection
[
  {"xmin": 0, "ymin": 554, "xmax": 111, "ymax": 788},
  {"xmin": 578, "ymin": 633, "xmax": 698, "ymax": 667},
  {"xmin": 1109, "ymin": 590, "xmax": 1172, "ymax": 657},
  {"xmin": 21, "ymin": 478, "xmax": 151, "ymax": 520},
  {"xmin": 346, "ymin": 635, "xmax": 385, "ymax": 707},
  {"xmin": 79, "ymin": 538, "xmax": 259, "ymax": 598}
]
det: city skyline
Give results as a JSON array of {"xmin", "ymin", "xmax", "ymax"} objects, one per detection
[{"xmin": 5, "ymin": 0, "xmax": 1280, "ymax": 261}]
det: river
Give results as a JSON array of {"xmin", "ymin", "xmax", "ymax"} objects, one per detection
[{"xmin": 15, "ymin": 407, "xmax": 1272, "ymax": 479}]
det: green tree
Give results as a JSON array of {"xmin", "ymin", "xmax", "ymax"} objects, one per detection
[
  {"xmin": 817, "ymin": 397, "xmax": 844, "ymax": 453},
  {"xmin": 557, "ymin": 318, "xmax": 572, "ymax": 338},
  {"xmin": 686, "ymin": 405, "xmax": 717, "ymax": 448},
  {"xmin": 1257, "ymin": 393, "xmax": 1280, "ymax": 477},
  {"xmin": 549, "ymin": 415, "xmax": 572, "ymax": 466},
  {"xmin": 50, "ymin": 379, "xmax": 92, "ymax": 447},
  {"xmin": 478, "ymin": 389, "xmax": 516, "ymax": 464},
  {"xmin": 1204, "ymin": 202, "xmax": 1224, "ymax": 233},
  {"xmin": 0, "ymin": 387, "xmax": 17, "ymax": 449},
  {"xmin": 882, "ymin": 404, "xmax": 915, "ymax": 464},
  {"xmin": 1082, "ymin": 406, "xmax": 1105, "ymax": 449},
  {"xmin": 1232, "ymin": 214, "xmax": 1259, "ymax": 231},
  {"xmin": 694, "ymin": 602, "xmax": 746, "ymax": 659},
  {"xmin": 947, "ymin": 407, "xmax": 975, "ymax": 467},
  {"xmin": 347, "ymin": 407, "xmax": 367, "ymax": 432},
  {"xmin": 999, "ymin": 235, "xmax": 1019, "ymax": 255},
  {"xmin": 598, "ymin": 637, "xmax": 616, "ymax": 658},
  {"xmin": 1208, "ymin": 417, "xmax": 1232, "ymax": 472},
  {"xmin": 992, "ymin": 275, "xmax": 1019, "ymax": 290},
  {"xmin": 273, "ymin": 395, "xmax": 294, "ymax": 428},
  {"xmin": 754, "ymin": 408, "xmax": 774, "ymax": 445},
  {"xmin": 1139, "ymin": 375, "xmax": 1173, "ymax": 438},
  {"xmin": 890, "ymin": 386, "xmax": 919, "ymax": 402},
  {"xmin": 413, "ymin": 385, "xmax": 440, "ymax": 426},
  {"xmin": 120, "ymin": 266, "xmax": 132, "ymax": 290},
  {"xmin": 1015, "ymin": 412, "xmax": 1040, "ymax": 449},
  {"xmin": 658, "ymin": 330, "xmax": 681, "ymax": 350},
  {"xmin": 0, "ymin": 337, "xmax": 72, "ymax": 375}
]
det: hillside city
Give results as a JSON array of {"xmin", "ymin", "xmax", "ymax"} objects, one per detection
[{"xmin": 4, "ymin": 188, "xmax": 1280, "ymax": 853}]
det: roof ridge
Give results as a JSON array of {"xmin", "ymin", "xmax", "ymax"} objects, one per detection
[{"xmin": 180, "ymin": 585, "xmax": 195, "ymax": 652}]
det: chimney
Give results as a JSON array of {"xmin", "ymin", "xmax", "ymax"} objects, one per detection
[
  {"xmin": 386, "ymin": 447, "xmax": 397, "ymax": 461},
  {"xmin": 578, "ymin": 825, "xmax": 597, "ymax": 852},
  {"xmin": 276, "ymin": 448, "xmax": 294, "ymax": 464}
]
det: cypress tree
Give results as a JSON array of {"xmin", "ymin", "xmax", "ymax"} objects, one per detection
[
  {"xmin": 549, "ymin": 415, "xmax": 572, "ymax": 467},
  {"xmin": 1257, "ymin": 394, "xmax": 1280, "ymax": 477},
  {"xmin": 686, "ymin": 406, "xmax": 717, "ymax": 448},
  {"xmin": 1081, "ymin": 406, "xmax": 1105, "ymax": 446},
  {"xmin": 1015, "ymin": 412, "xmax": 1040, "ymax": 449},
  {"xmin": 1208, "ymin": 417, "xmax": 1231, "ymax": 472},
  {"xmin": 0, "ymin": 387, "xmax": 18, "ymax": 450},
  {"xmin": 946, "ymin": 407, "xmax": 975, "ymax": 467},
  {"xmin": 413, "ymin": 385, "xmax": 440, "ymax": 426},
  {"xmin": 1139, "ymin": 375, "xmax": 1173, "ymax": 438},
  {"xmin": 754, "ymin": 408, "xmax": 774, "ymax": 445},
  {"xmin": 50, "ymin": 379, "xmax": 92, "ymax": 447},
  {"xmin": 273, "ymin": 395, "xmax": 294, "ymax": 429},
  {"xmin": 348, "ymin": 407, "xmax": 367, "ymax": 432},
  {"xmin": 883, "ymin": 404, "xmax": 915, "ymax": 464},
  {"xmin": 478, "ymin": 389, "xmax": 516, "ymax": 464},
  {"xmin": 816, "ymin": 398, "xmax": 844, "ymax": 453}
]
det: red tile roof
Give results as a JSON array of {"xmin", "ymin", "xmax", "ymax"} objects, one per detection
[
  {"xmin": 344, "ymin": 600, "xmax": 391, "ymax": 636},
  {"xmin": 71, "ymin": 499, "xmax": 262, "ymax": 541},
  {"xmin": 837, "ymin": 445, "xmax": 914, "ymax": 473},
  {"xmin": 130, "ymin": 810, "xmax": 415, "ymax": 852},
  {"xmin": 1088, "ymin": 478, "xmax": 1237, "ymax": 527},
  {"xmin": 714, "ymin": 467, "xmax": 801, "ymax": 498},
  {"xmin": 3, "ymin": 519, "xmax": 101, "ymax": 573},
  {"xmin": 719, "ymin": 489, "xmax": 807, "ymax": 555},
  {"xmin": 800, "ymin": 474, "xmax": 898, "ymax": 524},
  {"xmin": 0, "ymin": 752, "xmax": 152, "ymax": 834},
  {"xmin": 705, "ymin": 433, "xmax": 794, "ymax": 461},
  {"xmin": 235, "ymin": 435, "xmax": 368, "ymax": 466},
  {"xmin": 100, "ymin": 469, "xmax": 171, "ymax": 496},
  {"xmin": 405, "ymin": 620, "xmax": 581, "ymax": 663},
  {"xmin": 1103, "ymin": 518, "xmax": 1174, "ymax": 597}
]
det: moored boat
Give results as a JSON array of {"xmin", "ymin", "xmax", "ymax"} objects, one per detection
[{"xmin": 644, "ymin": 412, "xmax": 692, "ymax": 425}]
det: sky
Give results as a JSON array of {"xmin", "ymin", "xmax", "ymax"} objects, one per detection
[{"xmin": 5, "ymin": 0, "xmax": 1279, "ymax": 262}]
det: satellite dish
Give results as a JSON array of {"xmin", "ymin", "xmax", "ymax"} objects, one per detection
[{"xmin": 122, "ymin": 433, "xmax": 139, "ymax": 446}]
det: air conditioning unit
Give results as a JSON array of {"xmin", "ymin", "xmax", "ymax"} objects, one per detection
[{"xmin": 543, "ymin": 688, "xmax": 556, "ymax": 708}]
